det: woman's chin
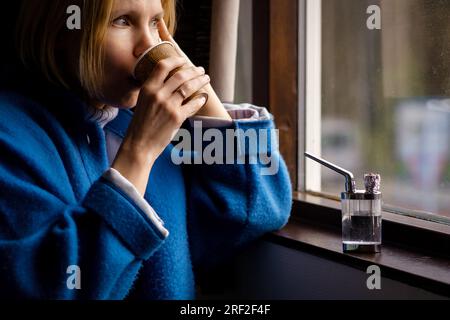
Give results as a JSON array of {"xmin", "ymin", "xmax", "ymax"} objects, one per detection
[
  {"xmin": 116, "ymin": 92, "xmax": 139, "ymax": 109},
  {"xmin": 99, "ymin": 87, "xmax": 140, "ymax": 109},
  {"xmin": 116, "ymin": 105, "xmax": 134, "ymax": 110}
]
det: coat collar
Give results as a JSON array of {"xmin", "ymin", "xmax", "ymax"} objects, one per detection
[
  {"xmin": 7, "ymin": 69, "xmax": 133, "ymax": 138},
  {"xmin": 11, "ymin": 72, "xmax": 126, "ymax": 131},
  {"xmin": 104, "ymin": 108, "xmax": 134, "ymax": 138}
]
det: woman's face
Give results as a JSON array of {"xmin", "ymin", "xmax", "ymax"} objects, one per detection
[{"xmin": 100, "ymin": 0, "xmax": 164, "ymax": 108}]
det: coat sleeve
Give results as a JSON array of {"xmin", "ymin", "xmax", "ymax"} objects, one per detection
[
  {"xmin": 0, "ymin": 131, "xmax": 166, "ymax": 299},
  {"xmin": 180, "ymin": 115, "xmax": 292, "ymax": 270}
]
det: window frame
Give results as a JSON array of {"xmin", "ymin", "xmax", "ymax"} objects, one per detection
[
  {"xmin": 258, "ymin": 0, "xmax": 450, "ymax": 229},
  {"xmin": 251, "ymin": 0, "xmax": 450, "ymax": 293},
  {"xmin": 302, "ymin": 0, "xmax": 450, "ymax": 226}
]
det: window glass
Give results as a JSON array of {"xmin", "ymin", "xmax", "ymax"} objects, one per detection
[{"xmin": 321, "ymin": 0, "xmax": 450, "ymax": 219}]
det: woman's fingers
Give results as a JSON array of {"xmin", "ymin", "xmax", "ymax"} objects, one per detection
[
  {"xmin": 181, "ymin": 95, "xmax": 208, "ymax": 119},
  {"xmin": 158, "ymin": 19, "xmax": 173, "ymax": 42},
  {"xmin": 142, "ymin": 56, "xmax": 187, "ymax": 86},
  {"xmin": 172, "ymin": 74, "xmax": 210, "ymax": 105},
  {"xmin": 158, "ymin": 19, "xmax": 193, "ymax": 64},
  {"xmin": 163, "ymin": 66, "xmax": 205, "ymax": 94}
]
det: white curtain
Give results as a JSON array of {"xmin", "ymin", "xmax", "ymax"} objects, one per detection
[{"xmin": 209, "ymin": 0, "xmax": 241, "ymax": 103}]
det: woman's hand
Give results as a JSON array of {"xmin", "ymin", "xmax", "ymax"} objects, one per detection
[
  {"xmin": 158, "ymin": 20, "xmax": 232, "ymax": 120},
  {"xmin": 112, "ymin": 56, "xmax": 210, "ymax": 195}
]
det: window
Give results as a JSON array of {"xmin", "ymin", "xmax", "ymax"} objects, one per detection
[
  {"xmin": 235, "ymin": 0, "xmax": 449, "ymax": 225},
  {"xmin": 232, "ymin": 1, "xmax": 450, "ymax": 294},
  {"xmin": 235, "ymin": 0, "xmax": 253, "ymax": 104},
  {"xmin": 302, "ymin": 0, "xmax": 450, "ymax": 224}
]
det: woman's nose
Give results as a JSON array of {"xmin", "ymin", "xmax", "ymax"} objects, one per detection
[{"xmin": 133, "ymin": 30, "xmax": 162, "ymax": 58}]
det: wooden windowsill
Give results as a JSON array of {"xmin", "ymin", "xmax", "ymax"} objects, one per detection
[{"xmin": 266, "ymin": 192, "xmax": 450, "ymax": 297}]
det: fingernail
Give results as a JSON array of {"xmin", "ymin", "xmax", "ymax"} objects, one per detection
[
  {"xmin": 205, "ymin": 75, "xmax": 210, "ymax": 82},
  {"xmin": 199, "ymin": 97, "xmax": 207, "ymax": 105}
]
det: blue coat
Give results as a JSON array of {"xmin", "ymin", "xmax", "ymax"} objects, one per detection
[{"xmin": 0, "ymin": 79, "xmax": 292, "ymax": 299}]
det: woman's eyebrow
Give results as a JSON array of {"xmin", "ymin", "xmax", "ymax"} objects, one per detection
[
  {"xmin": 112, "ymin": 9, "xmax": 164, "ymax": 20},
  {"xmin": 153, "ymin": 12, "xmax": 164, "ymax": 20}
]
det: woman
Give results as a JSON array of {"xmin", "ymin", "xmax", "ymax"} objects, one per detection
[{"xmin": 0, "ymin": 0, "xmax": 292, "ymax": 299}]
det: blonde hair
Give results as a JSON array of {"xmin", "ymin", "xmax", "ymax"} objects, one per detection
[{"xmin": 16, "ymin": 0, "xmax": 177, "ymax": 102}]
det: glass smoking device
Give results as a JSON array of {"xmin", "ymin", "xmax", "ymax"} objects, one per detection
[{"xmin": 305, "ymin": 152, "xmax": 382, "ymax": 253}]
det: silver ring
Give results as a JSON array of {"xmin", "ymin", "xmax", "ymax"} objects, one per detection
[{"xmin": 177, "ymin": 88, "xmax": 187, "ymax": 100}]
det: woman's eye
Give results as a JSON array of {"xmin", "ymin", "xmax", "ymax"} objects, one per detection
[
  {"xmin": 150, "ymin": 19, "xmax": 159, "ymax": 29},
  {"xmin": 113, "ymin": 16, "xmax": 130, "ymax": 26}
]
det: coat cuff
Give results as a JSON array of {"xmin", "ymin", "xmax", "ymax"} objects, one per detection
[
  {"xmin": 102, "ymin": 168, "xmax": 169, "ymax": 238},
  {"xmin": 188, "ymin": 103, "xmax": 272, "ymax": 128},
  {"xmin": 181, "ymin": 113, "xmax": 277, "ymax": 162},
  {"xmin": 82, "ymin": 175, "xmax": 168, "ymax": 260}
]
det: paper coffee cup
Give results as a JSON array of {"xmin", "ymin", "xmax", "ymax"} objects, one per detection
[{"xmin": 133, "ymin": 41, "xmax": 208, "ymax": 104}]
